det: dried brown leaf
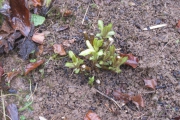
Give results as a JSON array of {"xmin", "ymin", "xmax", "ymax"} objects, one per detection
[
  {"xmin": 32, "ymin": 33, "xmax": 45, "ymax": 44},
  {"xmin": 57, "ymin": 25, "xmax": 69, "ymax": 32},
  {"xmin": 144, "ymin": 79, "xmax": 157, "ymax": 90},
  {"xmin": 36, "ymin": 45, "xmax": 44, "ymax": 56},
  {"xmin": 32, "ymin": 0, "xmax": 42, "ymax": 7},
  {"xmin": 120, "ymin": 53, "xmax": 139, "ymax": 68},
  {"xmin": 177, "ymin": 20, "xmax": 180, "ymax": 28},
  {"xmin": 6, "ymin": 104, "xmax": 19, "ymax": 120},
  {"xmin": 25, "ymin": 60, "xmax": 44, "ymax": 75},
  {"xmin": 84, "ymin": 110, "xmax": 101, "ymax": 120},
  {"xmin": 113, "ymin": 90, "xmax": 131, "ymax": 103},
  {"xmin": 0, "ymin": 64, "xmax": 4, "ymax": 81},
  {"xmin": 60, "ymin": 10, "xmax": 72, "ymax": 17},
  {"xmin": 62, "ymin": 39, "xmax": 75, "ymax": 47},
  {"xmin": 5, "ymin": 70, "xmax": 20, "ymax": 82},
  {"xmin": 53, "ymin": 44, "xmax": 66, "ymax": 56},
  {"xmin": 131, "ymin": 95, "xmax": 145, "ymax": 108},
  {"xmin": 9, "ymin": 0, "xmax": 31, "ymax": 36}
]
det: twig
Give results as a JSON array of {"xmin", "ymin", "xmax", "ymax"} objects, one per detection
[
  {"xmin": 143, "ymin": 24, "xmax": 167, "ymax": 30},
  {"xmin": 82, "ymin": 5, "xmax": 89, "ymax": 25},
  {"xmin": 94, "ymin": 88, "xmax": 121, "ymax": 109},
  {"xmin": 1, "ymin": 90, "xmax": 6, "ymax": 120}
]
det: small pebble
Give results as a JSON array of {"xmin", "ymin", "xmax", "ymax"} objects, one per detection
[{"xmin": 96, "ymin": 79, "xmax": 101, "ymax": 84}]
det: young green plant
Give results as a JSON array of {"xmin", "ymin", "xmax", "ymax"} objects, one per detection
[
  {"xmin": 65, "ymin": 51, "xmax": 84, "ymax": 74},
  {"xmin": 96, "ymin": 20, "xmax": 115, "ymax": 40}
]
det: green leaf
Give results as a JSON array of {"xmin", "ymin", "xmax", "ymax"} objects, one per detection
[
  {"xmin": 30, "ymin": 59, "xmax": 36, "ymax": 63},
  {"xmin": 31, "ymin": 14, "xmax": 45, "ymax": 26},
  {"xmin": 86, "ymin": 40, "xmax": 94, "ymax": 50},
  {"xmin": 88, "ymin": 76, "xmax": 95, "ymax": 86},
  {"xmin": 107, "ymin": 31, "xmax": 115, "ymax": 37},
  {"xmin": 98, "ymin": 20, "xmax": 104, "ymax": 31},
  {"xmin": 97, "ymin": 49, "xmax": 103, "ymax": 56},
  {"xmin": 20, "ymin": 115, "xmax": 26, "ymax": 120},
  {"xmin": 44, "ymin": 0, "xmax": 52, "ymax": 7},
  {"xmin": 96, "ymin": 33, "xmax": 101, "ymax": 38},
  {"xmin": 79, "ymin": 49, "xmax": 94, "ymax": 56},
  {"xmin": 74, "ymin": 68, "xmax": 80, "ymax": 74},
  {"xmin": 65, "ymin": 62, "xmax": 75, "ymax": 68},
  {"xmin": 119, "ymin": 56, "xmax": 128, "ymax": 65}
]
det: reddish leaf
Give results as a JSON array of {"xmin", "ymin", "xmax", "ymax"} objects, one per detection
[
  {"xmin": 5, "ymin": 70, "xmax": 20, "ymax": 82},
  {"xmin": 113, "ymin": 90, "xmax": 131, "ymax": 103},
  {"xmin": 120, "ymin": 53, "xmax": 139, "ymax": 68},
  {"xmin": 25, "ymin": 60, "xmax": 44, "ymax": 75},
  {"xmin": 60, "ymin": 10, "xmax": 72, "ymax": 17},
  {"xmin": 84, "ymin": 110, "xmax": 101, "ymax": 120},
  {"xmin": 62, "ymin": 39, "xmax": 75, "ymax": 47},
  {"xmin": 9, "ymin": 0, "xmax": 31, "ymax": 36},
  {"xmin": 6, "ymin": 104, "xmax": 19, "ymax": 120},
  {"xmin": 144, "ymin": 79, "xmax": 157, "ymax": 90},
  {"xmin": 172, "ymin": 116, "xmax": 180, "ymax": 120},
  {"xmin": 32, "ymin": 0, "xmax": 42, "ymax": 7},
  {"xmin": 53, "ymin": 44, "xmax": 66, "ymax": 56},
  {"xmin": 177, "ymin": 20, "xmax": 180, "ymax": 28},
  {"xmin": 131, "ymin": 95, "xmax": 145, "ymax": 108},
  {"xmin": 32, "ymin": 33, "xmax": 45, "ymax": 44},
  {"xmin": 36, "ymin": 45, "xmax": 44, "ymax": 56},
  {"xmin": 0, "ymin": 63, "xmax": 4, "ymax": 81}
]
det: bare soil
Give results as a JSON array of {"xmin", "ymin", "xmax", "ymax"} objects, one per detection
[{"xmin": 1, "ymin": 0, "xmax": 180, "ymax": 119}]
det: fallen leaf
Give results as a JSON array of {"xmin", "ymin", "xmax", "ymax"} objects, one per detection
[
  {"xmin": 25, "ymin": 60, "xmax": 44, "ymax": 75},
  {"xmin": 5, "ymin": 70, "xmax": 20, "ymax": 83},
  {"xmin": 84, "ymin": 110, "xmax": 101, "ymax": 120},
  {"xmin": 18, "ymin": 39, "xmax": 37, "ymax": 60},
  {"xmin": 131, "ymin": 95, "xmax": 145, "ymax": 108},
  {"xmin": 56, "ymin": 25, "xmax": 69, "ymax": 32},
  {"xmin": 9, "ymin": 0, "xmax": 31, "ymax": 36},
  {"xmin": 60, "ymin": 9, "xmax": 72, "ymax": 17},
  {"xmin": 62, "ymin": 39, "xmax": 75, "ymax": 47},
  {"xmin": 144, "ymin": 79, "xmax": 157, "ymax": 90},
  {"xmin": 172, "ymin": 116, "xmax": 180, "ymax": 120},
  {"xmin": 113, "ymin": 90, "xmax": 131, "ymax": 103},
  {"xmin": 7, "ymin": 31, "xmax": 22, "ymax": 50},
  {"xmin": 0, "ymin": 39, "xmax": 9, "ymax": 53},
  {"xmin": 32, "ymin": 0, "xmax": 42, "ymax": 7},
  {"xmin": 1, "ymin": 20, "xmax": 14, "ymax": 36},
  {"xmin": 53, "ymin": 44, "xmax": 66, "ymax": 56},
  {"xmin": 32, "ymin": 33, "xmax": 45, "ymax": 44},
  {"xmin": 6, "ymin": 104, "xmax": 19, "ymax": 120},
  {"xmin": 177, "ymin": 20, "xmax": 180, "ymax": 28},
  {"xmin": 36, "ymin": 45, "xmax": 44, "ymax": 56},
  {"xmin": 120, "ymin": 53, "xmax": 139, "ymax": 68},
  {"xmin": 0, "ymin": 63, "xmax": 4, "ymax": 81}
]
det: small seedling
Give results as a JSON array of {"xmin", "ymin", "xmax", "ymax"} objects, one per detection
[
  {"xmin": 88, "ymin": 76, "xmax": 95, "ymax": 86},
  {"xmin": 96, "ymin": 20, "xmax": 115, "ymax": 40},
  {"xmin": 65, "ymin": 51, "xmax": 84, "ymax": 74},
  {"xmin": 30, "ymin": 59, "xmax": 36, "ymax": 63}
]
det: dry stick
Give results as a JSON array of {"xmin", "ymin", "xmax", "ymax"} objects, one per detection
[
  {"xmin": 82, "ymin": 5, "xmax": 89, "ymax": 25},
  {"xmin": 94, "ymin": 88, "xmax": 121, "ymax": 109},
  {"xmin": 1, "ymin": 90, "xmax": 6, "ymax": 120}
]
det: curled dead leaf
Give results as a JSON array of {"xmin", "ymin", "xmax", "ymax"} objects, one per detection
[
  {"xmin": 36, "ymin": 45, "xmax": 44, "ymax": 56},
  {"xmin": 32, "ymin": 0, "xmax": 42, "ymax": 7},
  {"xmin": 62, "ymin": 39, "xmax": 75, "ymax": 47},
  {"xmin": 32, "ymin": 33, "xmax": 45, "ymax": 44},
  {"xmin": 25, "ymin": 60, "xmax": 44, "ymax": 75},
  {"xmin": 113, "ymin": 90, "xmax": 131, "ymax": 103},
  {"xmin": 53, "ymin": 44, "xmax": 66, "ymax": 56},
  {"xmin": 0, "ymin": 64, "xmax": 4, "ymax": 81},
  {"xmin": 177, "ymin": 20, "xmax": 180, "ymax": 33},
  {"xmin": 144, "ymin": 79, "xmax": 157, "ymax": 90},
  {"xmin": 84, "ymin": 110, "xmax": 101, "ymax": 120},
  {"xmin": 120, "ymin": 53, "xmax": 139, "ymax": 68},
  {"xmin": 60, "ymin": 9, "xmax": 72, "ymax": 17},
  {"xmin": 5, "ymin": 70, "xmax": 20, "ymax": 83},
  {"xmin": 131, "ymin": 95, "xmax": 145, "ymax": 108},
  {"xmin": 9, "ymin": 0, "xmax": 31, "ymax": 36}
]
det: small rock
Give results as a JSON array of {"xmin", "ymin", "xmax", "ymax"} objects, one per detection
[
  {"xmin": 152, "ymin": 94, "xmax": 158, "ymax": 101},
  {"xmin": 175, "ymin": 84, "xmax": 180, "ymax": 91},
  {"xmin": 129, "ymin": 2, "xmax": 136, "ymax": 6},
  {"xmin": 68, "ymin": 87, "xmax": 76, "ymax": 93}
]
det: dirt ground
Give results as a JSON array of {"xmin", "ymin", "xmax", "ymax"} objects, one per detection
[{"xmin": 1, "ymin": 0, "xmax": 180, "ymax": 119}]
